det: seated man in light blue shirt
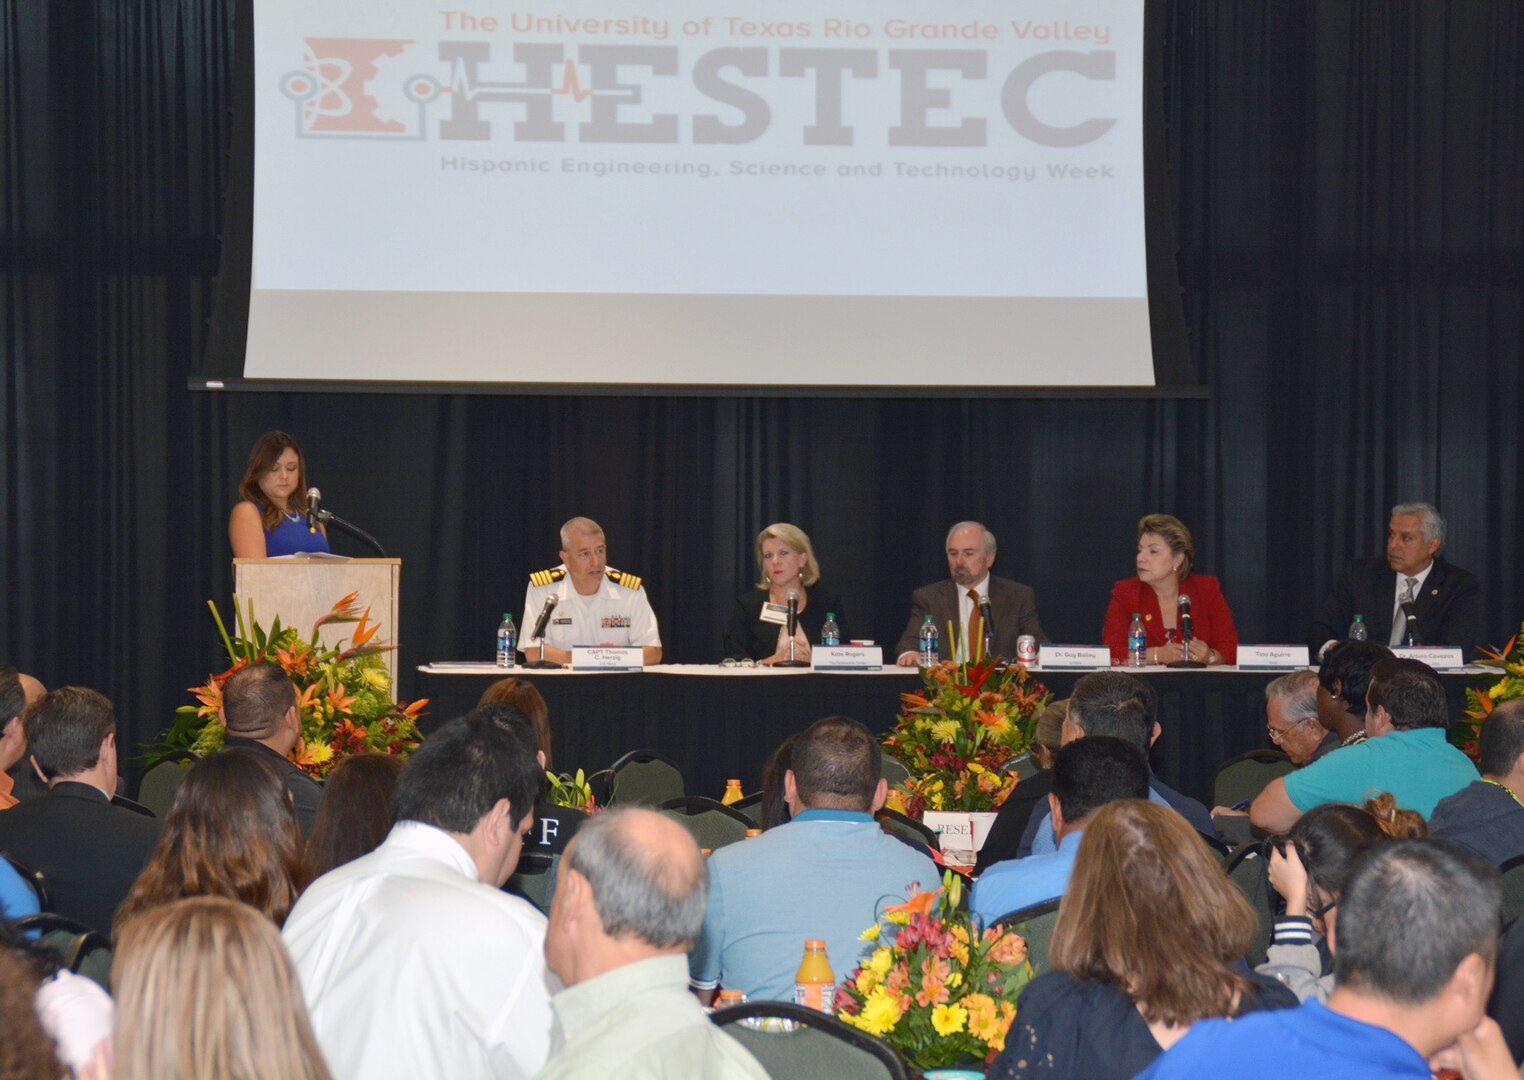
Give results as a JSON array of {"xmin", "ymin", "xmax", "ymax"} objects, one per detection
[
  {"xmin": 1019, "ymin": 671, "xmax": 1216, "ymax": 858},
  {"xmin": 1251, "ymin": 657, "xmax": 1478, "ymax": 832},
  {"xmin": 689, "ymin": 717, "xmax": 939, "ymax": 1003},
  {"xmin": 1136, "ymin": 841, "xmax": 1501, "ymax": 1080},
  {"xmin": 972, "ymin": 735, "xmax": 1150, "ymax": 925}
]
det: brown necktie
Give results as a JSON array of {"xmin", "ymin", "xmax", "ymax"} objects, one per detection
[{"xmin": 967, "ymin": 589, "xmax": 983, "ymax": 660}]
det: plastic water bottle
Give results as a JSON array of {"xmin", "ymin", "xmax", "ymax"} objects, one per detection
[
  {"xmin": 794, "ymin": 939, "xmax": 836, "ymax": 1014},
  {"xmin": 496, "ymin": 613, "xmax": 517, "ymax": 668},
  {"xmin": 918, "ymin": 615, "xmax": 939, "ymax": 667},
  {"xmin": 1129, "ymin": 613, "xmax": 1147, "ymax": 667},
  {"xmin": 821, "ymin": 613, "xmax": 840, "ymax": 646},
  {"xmin": 1348, "ymin": 614, "xmax": 1368, "ymax": 641}
]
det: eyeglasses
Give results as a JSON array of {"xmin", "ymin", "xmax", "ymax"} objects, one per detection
[
  {"xmin": 1307, "ymin": 897, "xmax": 1337, "ymax": 920},
  {"xmin": 1267, "ymin": 717, "xmax": 1313, "ymax": 743},
  {"xmin": 720, "ymin": 657, "xmax": 757, "ymax": 668}
]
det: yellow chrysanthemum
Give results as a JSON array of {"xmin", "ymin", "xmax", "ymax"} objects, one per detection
[
  {"xmin": 858, "ymin": 923, "xmax": 880, "ymax": 942},
  {"xmin": 867, "ymin": 947, "xmax": 894, "ymax": 977},
  {"xmin": 931, "ymin": 1002, "xmax": 968, "ymax": 1036},
  {"xmin": 855, "ymin": 968, "xmax": 881, "ymax": 995},
  {"xmin": 856, "ymin": 988, "xmax": 905, "ymax": 1037},
  {"xmin": 964, "ymin": 993, "xmax": 1001, "ymax": 1041},
  {"xmin": 929, "ymin": 718, "xmax": 960, "ymax": 743}
]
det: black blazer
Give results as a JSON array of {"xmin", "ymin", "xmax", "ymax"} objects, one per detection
[
  {"xmin": 1308, "ymin": 555, "xmax": 1481, "ymax": 655},
  {"xmin": 723, "ymin": 584, "xmax": 848, "ymax": 660},
  {"xmin": 223, "ymin": 736, "xmax": 325, "ymax": 837},
  {"xmin": 0, "ymin": 781, "xmax": 163, "ymax": 933},
  {"xmin": 893, "ymin": 575, "xmax": 1048, "ymax": 659}
]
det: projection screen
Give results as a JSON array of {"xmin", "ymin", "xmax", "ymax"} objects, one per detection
[{"xmin": 238, "ymin": 0, "xmax": 1178, "ymax": 389}]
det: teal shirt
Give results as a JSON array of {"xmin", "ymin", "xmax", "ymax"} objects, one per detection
[
  {"xmin": 1282, "ymin": 727, "xmax": 1477, "ymax": 818},
  {"xmin": 689, "ymin": 809, "xmax": 939, "ymax": 1001},
  {"xmin": 536, "ymin": 954, "xmax": 767, "ymax": 1080}
]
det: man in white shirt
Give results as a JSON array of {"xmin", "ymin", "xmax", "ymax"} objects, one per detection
[
  {"xmin": 521, "ymin": 517, "xmax": 662, "ymax": 665},
  {"xmin": 283, "ymin": 714, "xmax": 557, "ymax": 1080}
]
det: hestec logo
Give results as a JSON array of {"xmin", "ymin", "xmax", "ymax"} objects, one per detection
[{"xmin": 284, "ymin": 39, "xmax": 1119, "ymax": 147}]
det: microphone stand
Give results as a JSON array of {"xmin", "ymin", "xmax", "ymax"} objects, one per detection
[
  {"xmin": 775, "ymin": 592, "xmax": 810, "ymax": 668},
  {"xmin": 1400, "ymin": 602, "xmax": 1420, "ymax": 647},
  {"xmin": 1166, "ymin": 596, "xmax": 1206, "ymax": 669},
  {"xmin": 524, "ymin": 596, "xmax": 563, "ymax": 669},
  {"xmin": 979, "ymin": 598, "xmax": 995, "ymax": 663},
  {"xmin": 316, "ymin": 509, "xmax": 386, "ymax": 557}
]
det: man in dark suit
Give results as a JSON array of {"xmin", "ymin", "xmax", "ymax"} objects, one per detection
[
  {"xmin": 894, "ymin": 521, "xmax": 1047, "ymax": 664},
  {"xmin": 1308, "ymin": 502, "xmax": 1481, "ymax": 658},
  {"xmin": 220, "ymin": 661, "xmax": 323, "ymax": 835},
  {"xmin": 0, "ymin": 687, "xmax": 161, "ymax": 932}
]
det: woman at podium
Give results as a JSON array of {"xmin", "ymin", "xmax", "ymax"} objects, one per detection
[
  {"xmin": 724, "ymin": 523, "xmax": 847, "ymax": 664},
  {"xmin": 228, "ymin": 432, "xmax": 330, "ymax": 558}
]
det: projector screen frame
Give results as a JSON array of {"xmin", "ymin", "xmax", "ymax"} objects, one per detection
[{"xmin": 201, "ymin": 0, "xmax": 1200, "ymax": 398}]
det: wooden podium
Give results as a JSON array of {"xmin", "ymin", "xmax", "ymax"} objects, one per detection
[{"xmin": 232, "ymin": 558, "xmax": 401, "ymax": 691}]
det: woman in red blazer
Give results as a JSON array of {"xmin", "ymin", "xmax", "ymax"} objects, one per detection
[{"xmin": 1102, "ymin": 514, "xmax": 1238, "ymax": 665}]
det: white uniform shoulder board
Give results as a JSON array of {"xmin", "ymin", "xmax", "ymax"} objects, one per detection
[
  {"xmin": 529, "ymin": 566, "xmax": 567, "ymax": 587},
  {"xmin": 605, "ymin": 567, "xmax": 643, "ymax": 591}
]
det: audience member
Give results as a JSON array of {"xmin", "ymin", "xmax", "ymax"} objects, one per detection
[
  {"xmin": 1136, "ymin": 841, "xmax": 1502, "ymax": 1079},
  {"xmin": 0, "ymin": 938, "xmax": 63, "ymax": 1080},
  {"xmin": 974, "ymin": 698, "xmax": 1067, "ymax": 873},
  {"xmin": 1, "ymin": 665, "xmax": 46, "ymax": 806},
  {"xmin": 1266, "ymin": 669, "xmax": 1339, "ymax": 765},
  {"xmin": 283, "ymin": 713, "xmax": 556, "ymax": 1079},
  {"xmin": 1, "ymin": 854, "xmax": 41, "ymax": 920},
  {"xmin": 538, "ymin": 808, "xmax": 769, "ymax": 1080},
  {"xmin": 971, "ymin": 736, "xmax": 1150, "ymax": 923},
  {"xmin": 1428, "ymin": 699, "xmax": 1524, "ymax": 865},
  {"xmin": 1489, "ymin": 916, "xmax": 1524, "ymax": 1063},
  {"xmin": 1251, "ymin": 658, "xmax": 1478, "ymax": 831},
  {"xmin": 988, "ymin": 800, "xmax": 1297, "ymax": 1080},
  {"xmin": 478, "ymin": 677, "xmax": 554, "ymax": 768},
  {"xmin": 1315, "ymin": 639, "xmax": 1393, "ymax": 747},
  {"xmin": 469, "ymin": 700, "xmax": 582, "ymax": 859},
  {"xmin": 113, "ymin": 895, "xmax": 331, "ymax": 1080},
  {"xmin": 302, "ymin": 751, "xmax": 405, "ymax": 881},
  {"xmin": 115, "ymin": 748, "xmax": 306, "ymax": 931},
  {"xmin": 1016, "ymin": 672, "xmax": 1215, "ymax": 858},
  {"xmin": 1, "ymin": 919, "xmax": 113, "ymax": 1077},
  {"xmin": 759, "ymin": 734, "xmax": 795, "ymax": 830},
  {"xmin": 0, "ymin": 687, "xmax": 161, "ymax": 932},
  {"xmin": 220, "ymin": 661, "xmax": 324, "ymax": 834},
  {"xmin": 689, "ymin": 716, "xmax": 938, "ymax": 1002},
  {"xmin": 1258, "ymin": 794, "xmax": 1426, "ymax": 1002}
]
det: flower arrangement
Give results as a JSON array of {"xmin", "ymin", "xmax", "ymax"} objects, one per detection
[
  {"xmin": 836, "ymin": 871, "xmax": 1033, "ymax": 1070},
  {"xmin": 1454, "ymin": 624, "xmax": 1524, "ymax": 761},
  {"xmin": 546, "ymin": 768, "xmax": 610, "ymax": 811},
  {"xmin": 147, "ymin": 593, "xmax": 425, "ymax": 778},
  {"xmin": 883, "ymin": 654, "xmax": 1051, "ymax": 816}
]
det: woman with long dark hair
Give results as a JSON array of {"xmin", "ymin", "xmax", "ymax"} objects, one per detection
[{"xmin": 228, "ymin": 431, "xmax": 329, "ymax": 558}]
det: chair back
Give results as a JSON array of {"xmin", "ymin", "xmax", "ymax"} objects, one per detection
[
  {"xmin": 880, "ymin": 753, "xmax": 911, "ymax": 788},
  {"xmin": 3, "ymin": 850, "xmax": 52, "ymax": 912},
  {"xmin": 1500, "ymin": 852, "xmax": 1524, "ymax": 926},
  {"xmin": 712, "ymin": 1001, "xmax": 909, "ymax": 1080},
  {"xmin": 1211, "ymin": 750, "xmax": 1294, "ymax": 810},
  {"xmin": 1225, "ymin": 841, "xmax": 1277, "ymax": 966},
  {"xmin": 731, "ymin": 791, "xmax": 764, "ymax": 826},
  {"xmin": 660, "ymin": 797, "xmax": 752, "ymax": 850},
  {"xmin": 992, "ymin": 897, "xmax": 1061, "ymax": 975},
  {"xmin": 874, "ymin": 808, "xmax": 939, "ymax": 853},
  {"xmin": 607, "ymin": 750, "xmax": 686, "ymax": 807},
  {"xmin": 12, "ymin": 913, "xmax": 114, "ymax": 990},
  {"xmin": 505, "ymin": 852, "xmax": 559, "ymax": 916},
  {"xmin": 136, "ymin": 755, "xmax": 196, "ymax": 818},
  {"xmin": 999, "ymin": 751, "xmax": 1040, "ymax": 780}
]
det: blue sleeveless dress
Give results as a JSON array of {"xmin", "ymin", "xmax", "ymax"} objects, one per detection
[{"xmin": 264, "ymin": 510, "xmax": 331, "ymax": 557}]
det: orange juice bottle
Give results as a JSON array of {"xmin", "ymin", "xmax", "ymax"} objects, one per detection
[
  {"xmin": 794, "ymin": 939, "xmax": 835, "ymax": 1013},
  {"xmin": 721, "ymin": 778, "xmax": 744, "ymax": 806},
  {"xmin": 715, "ymin": 989, "xmax": 746, "ymax": 1007}
]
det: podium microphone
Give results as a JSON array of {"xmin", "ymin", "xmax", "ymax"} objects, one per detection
[
  {"xmin": 526, "ymin": 595, "xmax": 562, "ymax": 669},
  {"xmin": 777, "ymin": 589, "xmax": 809, "ymax": 668},
  {"xmin": 306, "ymin": 487, "xmax": 322, "ymax": 532}
]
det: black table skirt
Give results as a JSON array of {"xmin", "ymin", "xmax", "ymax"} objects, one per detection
[{"xmin": 416, "ymin": 667, "xmax": 1476, "ymax": 807}]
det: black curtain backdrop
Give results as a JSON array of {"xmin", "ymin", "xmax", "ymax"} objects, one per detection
[{"xmin": 4, "ymin": 2, "xmax": 1522, "ymax": 770}]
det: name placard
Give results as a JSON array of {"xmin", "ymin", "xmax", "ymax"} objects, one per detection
[
  {"xmin": 920, "ymin": 810, "xmax": 998, "ymax": 869},
  {"xmin": 1031, "ymin": 645, "xmax": 1111, "ymax": 670},
  {"xmin": 812, "ymin": 645, "xmax": 883, "ymax": 672},
  {"xmin": 570, "ymin": 646, "xmax": 644, "ymax": 672},
  {"xmin": 1391, "ymin": 646, "xmax": 1466, "ymax": 670},
  {"xmin": 1236, "ymin": 645, "xmax": 1311, "ymax": 670}
]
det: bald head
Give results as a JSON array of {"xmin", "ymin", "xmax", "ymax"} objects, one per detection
[{"xmin": 565, "ymin": 807, "xmax": 706, "ymax": 949}]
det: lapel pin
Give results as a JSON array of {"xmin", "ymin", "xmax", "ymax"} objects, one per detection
[{"xmin": 1430, "ymin": 589, "xmax": 1438, "ymax": 596}]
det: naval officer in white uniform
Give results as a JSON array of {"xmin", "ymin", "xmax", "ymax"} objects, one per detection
[{"xmin": 521, "ymin": 517, "xmax": 662, "ymax": 666}]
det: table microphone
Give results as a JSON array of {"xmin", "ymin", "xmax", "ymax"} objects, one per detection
[
  {"xmin": 777, "ymin": 589, "xmax": 809, "ymax": 667},
  {"xmin": 1167, "ymin": 594, "xmax": 1205, "ymax": 669},
  {"xmin": 979, "ymin": 595, "xmax": 995, "ymax": 659},
  {"xmin": 306, "ymin": 487, "xmax": 322, "ymax": 532},
  {"xmin": 525, "ymin": 594, "xmax": 562, "ymax": 669}
]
